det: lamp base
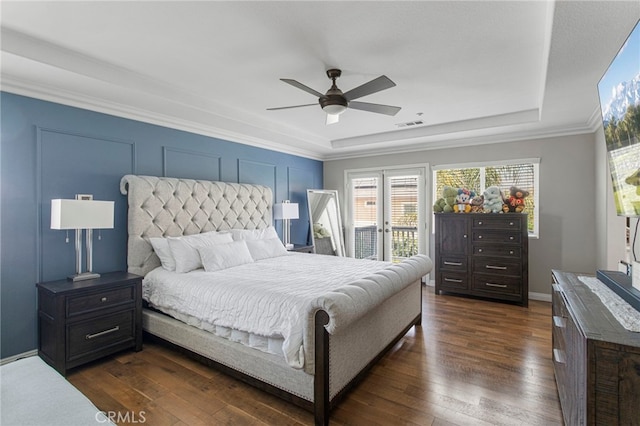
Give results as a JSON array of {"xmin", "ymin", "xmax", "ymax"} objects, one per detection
[{"xmin": 68, "ymin": 272, "xmax": 101, "ymax": 282}]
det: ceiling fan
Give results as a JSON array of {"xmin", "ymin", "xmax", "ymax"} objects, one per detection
[{"xmin": 268, "ymin": 69, "xmax": 401, "ymax": 125}]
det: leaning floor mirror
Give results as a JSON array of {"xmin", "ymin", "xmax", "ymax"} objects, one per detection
[{"xmin": 307, "ymin": 189, "xmax": 345, "ymax": 256}]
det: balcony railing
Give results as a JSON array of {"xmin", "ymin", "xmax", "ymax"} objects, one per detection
[{"xmin": 354, "ymin": 225, "xmax": 418, "ymax": 261}]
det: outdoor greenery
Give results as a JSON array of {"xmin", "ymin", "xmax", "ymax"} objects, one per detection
[
  {"xmin": 435, "ymin": 164, "xmax": 536, "ymax": 234},
  {"xmin": 603, "ymin": 104, "xmax": 640, "ymax": 150}
]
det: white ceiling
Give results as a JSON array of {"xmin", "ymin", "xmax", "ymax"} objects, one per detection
[{"xmin": 1, "ymin": 1, "xmax": 639, "ymax": 161}]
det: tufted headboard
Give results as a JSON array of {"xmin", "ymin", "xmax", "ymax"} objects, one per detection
[{"xmin": 120, "ymin": 175, "xmax": 273, "ymax": 277}]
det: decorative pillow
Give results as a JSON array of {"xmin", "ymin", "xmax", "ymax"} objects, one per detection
[
  {"xmin": 197, "ymin": 240, "xmax": 254, "ymax": 272},
  {"xmin": 228, "ymin": 226, "xmax": 278, "ymax": 241},
  {"xmin": 245, "ymin": 238, "xmax": 289, "ymax": 261},
  {"xmin": 149, "ymin": 237, "xmax": 176, "ymax": 271},
  {"xmin": 168, "ymin": 231, "xmax": 234, "ymax": 273}
]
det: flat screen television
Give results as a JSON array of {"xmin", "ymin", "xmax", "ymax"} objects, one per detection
[{"xmin": 597, "ymin": 19, "xmax": 640, "ymax": 218}]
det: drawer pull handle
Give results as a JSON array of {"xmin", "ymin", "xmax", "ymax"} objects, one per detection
[
  {"xmin": 86, "ymin": 326, "xmax": 120, "ymax": 340},
  {"xmin": 101, "ymin": 297, "xmax": 107, "ymax": 302},
  {"xmin": 478, "ymin": 235, "xmax": 483, "ymax": 239},
  {"xmin": 444, "ymin": 278, "xmax": 463, "ymax": 283},
  {"xmin": 509, "ymin": 222, "xmax": 514, "ymax": 226},
  {"xmin": 478, "ymin": 249, "xmax": 483, "ymax": 253},
  {"xmin": 509, "ymin": 250, "xmax": 514, "ymax": 255},
  {"xmin": 486, "ymin": 265, "xmax": 507, "ymax": 270},
  {"xmin": 463, "ymin": 234, "xmax": 467, "ymax": 239},
  {"xmin": 478, "ymin": 221, "xmax": 483, "ymax": 225},
  {"xmin": 444, "ymin": 261, "xmax": 462, "ymax": 266},
  {"xmin": 485, "ymin": 283, "xmax": 507, "ymax": 288},
  {"xmin": 553, "ymin": 348, "xmax": 566, "ymax": 364},
  {"xmin": 509, "ymin": 236, "xmax": 514, "ymax": 240},
  {"xmin": 553, "ymin": 315, "xmax": 566, "ymax": 328}
]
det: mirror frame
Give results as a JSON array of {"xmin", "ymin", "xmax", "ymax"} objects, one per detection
[{"xmin": 307, "ymin": 189, "xmax": 346, "ymax": 256}]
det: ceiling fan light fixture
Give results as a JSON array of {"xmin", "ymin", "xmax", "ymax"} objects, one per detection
[
  {"xmin": 322, "ymin": 104, "xmax": 347, "ymax": 115},
  {"xmin": 269, "ymin": 68, "xmax": 401, "ymax": 122},
  {"xmin": 320, "ymin": 94, "xmax": 348, "ymax": 115}
]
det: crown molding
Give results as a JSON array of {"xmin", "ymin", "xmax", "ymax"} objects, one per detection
[{"xmin": 1, "ymin": 76, "xmax": 326, "ymax": 161}]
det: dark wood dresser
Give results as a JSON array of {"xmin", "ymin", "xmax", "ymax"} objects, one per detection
[
  {"xmin": 434, "ymin": 213, "xmax": 529, "ymax": 306},
  {"xmin": 551, "ymin": 270, "xmax": 640, "ymax": 425},
  {"xmin": 37, "ymin": 271, "xmax": 143, "ymax": 375}
]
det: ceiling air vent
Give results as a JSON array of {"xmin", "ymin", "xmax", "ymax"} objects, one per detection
[{"xmin": 396, "ymin": 120, "xmax": 424, "ymax": 128}]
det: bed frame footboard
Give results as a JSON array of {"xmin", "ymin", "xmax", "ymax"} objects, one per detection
[
  {"xmin": 143, "ymin": 280, "xmax": 422, "ymax": 426},
  {"xmin": 313, "ymin": 279, "xmax": 423, "ymax": 426}
]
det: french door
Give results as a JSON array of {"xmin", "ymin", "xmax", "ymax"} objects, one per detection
[{"xmin": 345, "ymin": 166, "xmax": 428, "ymax": 262}]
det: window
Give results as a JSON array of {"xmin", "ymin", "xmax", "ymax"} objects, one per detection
[{"xmin": 432, "ymin": 159, "xmax": 539, "ymax": 237}]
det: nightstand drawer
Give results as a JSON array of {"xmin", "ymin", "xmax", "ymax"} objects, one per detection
[
  {"xmin": 68, "ymin": 310, "xmax": 135, "ymax": 361},
  {"xmin": 67, "ymin": 286, "xmax": 135, "ymax": 317}
]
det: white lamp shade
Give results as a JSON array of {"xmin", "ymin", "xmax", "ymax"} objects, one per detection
[
  {"xmin": 322, "ymin": 104, "xmax": 347, "ymax": 115},
  {"xmin": 273, "ymin": 202, "xmax": 299, "ymax": 220},
  {"xmin": 51, "ymin": 199, "xmax": 114, "ymax": 230}
]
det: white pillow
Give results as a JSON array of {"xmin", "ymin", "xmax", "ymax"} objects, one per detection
[
  {"xmin": 168, "ymin": 231, "xmax": 234, "ymax": 273},
  {"xmin": 149, "ymin": 237, "xmax": 176, "ymax": 271},
  {"xmin": 245, "ymin": 238, "xmax": 289, "ymax": 261},
  {"xmin": 197, "ymin": 240, "xmax": 254, "ymax": 272},
  {"xmin": 228, "ymin": 226, "xmax": 278, "ymax": 241}
]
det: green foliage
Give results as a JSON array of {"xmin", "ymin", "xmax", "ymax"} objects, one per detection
[
  {"xmin": 604, "ymin": 104, "xmax": 640, "ymax": 150},
  {"xmin": 392, "ymin": 235, "xmax": 418, "ymax": 259},
  {"xmin": 435, "ymin": 164, "xmax": 536, "ymax": 234}
]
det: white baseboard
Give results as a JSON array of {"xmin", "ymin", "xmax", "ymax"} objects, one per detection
[
  {"xmin": 528, "ymin": 292, "xmax": 552, "ymax": 302},
  {"xmin": 426, "ymin": 280, "xmax": 551, "ymax": 302},
  {"xmin": 0, "ymin": 349, "xmax": 38, "ymax": 366}
]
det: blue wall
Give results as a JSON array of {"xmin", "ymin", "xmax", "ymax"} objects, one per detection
[{"xmin": 0, "ymin": 92, "xmax": 322, "ymax": 359}]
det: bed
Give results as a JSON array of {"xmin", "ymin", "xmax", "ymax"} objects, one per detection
[{"xmin": 120, "ymin": 174, "xmax": 433, "ymax": 425}]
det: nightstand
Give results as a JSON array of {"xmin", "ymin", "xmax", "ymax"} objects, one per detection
[
  {"xmin": 36, "ymin": 271, "xmax": 143, "ymax": 375},
  {"xmin": 288, "ymin": 244, "xmax": 314, "ymax": 253}
]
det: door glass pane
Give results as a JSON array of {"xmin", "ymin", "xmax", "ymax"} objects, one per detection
[
  {"xmin": 389, "ymin": 175, "xmax": 419, "ymax": 262},
  {"xmin": 352, "ymin": 177, "xmax": 379, "ymax": 260}
]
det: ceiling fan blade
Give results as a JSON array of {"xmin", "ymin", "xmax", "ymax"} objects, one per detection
[
  {"xmin": 326, "ymin": 113, "xmax": 340, "ymax": 125},
  {"xmin": 281, "ymin": 79, "xmax": 325, "ymax": 98},
  {"xmin": 348, "ymin": 101, "xmax": 401, "ymax": 116},
  {"xmin": 343, "ymin": 75, "xmax": 396, "ymax": 101},
  {"xmin": 267, "ymin": 104, "xmax": 317, "ymax": 111}
]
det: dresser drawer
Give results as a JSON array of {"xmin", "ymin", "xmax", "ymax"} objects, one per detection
[
  {"xmin": 472, "ymin": 216, "xmax": 522, "ymax": 230},
  {"xmin": 472, "ymin": 274, "xmax": 521, "ymax": 295},
  {"xmin": 473, "ymin": 245, "xmax": 521, "ymax": 258},
  {"xmin": 439, "ymin": 272, "xmax": 468, "ymax": 290},
  {"xmin": 67, "ymin": 286, "xmax": 135, "ymax": 317},
  {"xmin": 472, "ymin": 257, "xmax": 522, "ymax": 276},
  {"xmin": 472, "ymin": 230, "xmax": 521, "ymax": 244},
  {"xmin": 438, "ymin": 256, "xmax": 467, "ymax": 272},
  {"xmin": 68, "ymin": 310, "xmax": 135, "ymax": 361}
]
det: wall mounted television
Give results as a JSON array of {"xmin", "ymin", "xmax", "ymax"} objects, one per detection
[{"xmin": 598, "ymin": 19, "xmax": 640, "ymax": 218}]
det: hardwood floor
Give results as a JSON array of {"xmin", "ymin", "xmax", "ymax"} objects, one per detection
[{"xmin": 67, "ymin": 287, "xmax": 563, "ymax": 425}]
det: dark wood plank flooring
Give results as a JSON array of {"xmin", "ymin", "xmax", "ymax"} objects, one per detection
[{"xmin": 68, "ymin": 287, "xmax": 563, "ymax": 425}]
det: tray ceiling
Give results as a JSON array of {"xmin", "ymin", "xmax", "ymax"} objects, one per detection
[{"xmin": 1, "ymin": 1, "xmax": 639, "ymax": 160}]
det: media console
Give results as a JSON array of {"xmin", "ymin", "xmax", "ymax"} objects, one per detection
[
  {"xmin": 596, "ymin": 269, "xmax": 640, "ymax": 312},
  {"xmin": 551, "ymin": 270, "xmax": 640, "ymax": 425}
]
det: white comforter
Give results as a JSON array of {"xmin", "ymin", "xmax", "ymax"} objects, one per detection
[{"xmin": 144, "ymin": 253, "xmax": 431, "ymax": 369}]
